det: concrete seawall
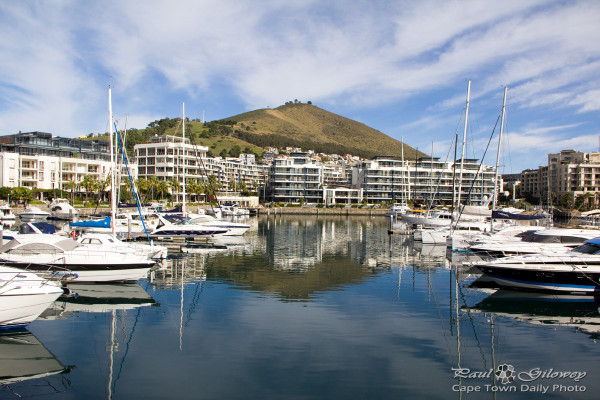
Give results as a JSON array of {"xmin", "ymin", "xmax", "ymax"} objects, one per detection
[{"xmin": 12, "ymin": 205, "xmax": 389, "ymax": 217}]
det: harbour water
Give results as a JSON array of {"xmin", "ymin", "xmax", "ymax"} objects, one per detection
[{"xmin": 2, "ymin": 215, "xmax": 599, "ymax": 399}]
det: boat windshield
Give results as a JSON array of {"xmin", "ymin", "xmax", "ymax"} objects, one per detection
[
  {"xmin": 175, "ymin": 220, "xmax": 197, "ymax": 226},
  {"xmin": 571, "ymin": 243, "xmax": 600, "ymax": 255}
]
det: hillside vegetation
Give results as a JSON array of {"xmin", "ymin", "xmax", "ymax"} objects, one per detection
[
  {"xmin": 94, "ymin": 103, "xmax": 425, "ymax": 160},
  {"xmin": 225, "ymin": 103, "xmax": 424, "ymax": 160}
]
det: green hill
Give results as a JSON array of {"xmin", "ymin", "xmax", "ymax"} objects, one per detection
[
  {"xmin": 100, "ymin": 103, "xmax": 425, "ymax": 160},
  {"xmin": 222, "ymin": 103, "xmax": 424, "ymax": 160}
]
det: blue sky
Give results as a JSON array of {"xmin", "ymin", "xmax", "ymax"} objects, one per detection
[{"xmin": 1, "ymin": 0, "xmax": 599, "ymax": 173}]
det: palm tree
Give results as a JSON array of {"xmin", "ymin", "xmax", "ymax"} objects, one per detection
[
  {"xmin": 156, "ymin": 180, "xmax": 170, "ymax": 200},
  {"xmin": 168, "ymin": 177, "xmax": 181, "ymax": 202},
  {"xmin": 145, "ymin": 176, "xmax": 159, "ymax": 201},
  {"xmin": 95, "ymin": 176, "xmax": 110, "ymax": 205},
  {"xmin": 136, "ymin": 178, "xmax": 148, "ymax": 202},
  {"xmin": 187, "ymin": 179, "xmax": 205, "ymax": 203},
  {"xmin": 63, "ymin": 180, "xmax": 78, "ymax": 204},
  {"xmin": 81, "ymin": 175, "xmax": 96, "ymax": 203}
]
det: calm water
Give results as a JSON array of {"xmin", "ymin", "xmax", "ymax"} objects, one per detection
[{"xmin": 2, "ymin": 215, "xmax": 599, "ymax": 399}]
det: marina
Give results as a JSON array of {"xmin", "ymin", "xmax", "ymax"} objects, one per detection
[{"xmin": 1, "ymin": 214, "xmax": 599, "ymax": 399}]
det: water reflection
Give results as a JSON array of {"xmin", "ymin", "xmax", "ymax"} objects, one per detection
[
  {"xmin": 0, "ymin": 329, "xmax": 72, "ymax": 396},
  {"xmin": 41, "ymin": 283, "xmax": 158, "ymax": 318},
  {"xmin": 465, "ymin": 290, "xmax": 600, "ymax": 339},
  {"xmin": 3, "ymin": 215, "xmax": 600, "ymax": 399}
]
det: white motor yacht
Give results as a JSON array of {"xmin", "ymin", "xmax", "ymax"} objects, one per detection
[
  {"xmin": 2, "ymin": 221, "xmax": 61, "ymax": 241},
  {"xmin": 1, "ymin": 266, "xmax": 64, "ymax": 328},
  {"xmin": 48, "ymin": 198, "xmax": 78, "ymax": 220},
  {"xmin": 77, "ymin": 232, "xmax": 168, "ymax": 259},
  {"xmin": 385, "ymin": 203, "xmax": 411, "ymax": 217},
  {"xmin": 470, "ymin": 227, "xmax": 600, "ymax": 257},
  {"xmin": 474, "ymin": 237, "xmax": 600, "ymax": 293},
  {"xmin": 220, "ymin": 203, "xmax": 250, "ymax": 217},
  {"xmin": 0, "ymin": 235, "xmax": 157, "ymax": 283},
  {"xmin": 150, "ymin": 214, "xmax": 229, "ymax": 237},
  {"xmin": 19, "ymin": 206, "xmax": 50, "ymax": 221},
  {"xmin": 190, "ymin": 214, "xmax": 250, "ymax": 236}
]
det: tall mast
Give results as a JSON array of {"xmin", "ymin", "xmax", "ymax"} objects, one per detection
[
  {"xmin": 492, "ymin": 86, "xmax": 508, "ymax": 229},
  {"xmin": 492, "ymin": 86, "xmax": 506, "ymax": 230},
  {"xmin": 182, "ymin": 102, "xmax": 186, "ymax": 216},
  {"xmin": 456, "ymin": 80, "xmax": 471, "ymax": 213},
  {"xmin": 108, "ymin": 86, "xmax": 116, "ymax": 234}
]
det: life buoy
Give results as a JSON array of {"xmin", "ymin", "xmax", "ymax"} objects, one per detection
[{"xmin": 71, "ymin": 230, "xmax": 76, "ymax": 239}]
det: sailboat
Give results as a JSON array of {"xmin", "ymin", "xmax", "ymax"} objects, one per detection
[{"xmin": 407, "ymin": 81, "xmax": 492, "ymax": 243}]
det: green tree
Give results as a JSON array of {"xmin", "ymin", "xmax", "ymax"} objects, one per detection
[
  {"xmin": 11, "ymin": 187, "xmax": 33, "ymax": 206},
  {"xmin": 135, "ymin": 178, "xmax": 148, "ymax": 202},
  {"xmin": 187, "ymin": 179, "xmax": 205, "ymax": 203},
  {"xmin": 559, "ymin": 192, "xmax": 575, "ymax": 210},
  {"xmin": 63, "ymin": 180, "xmax": 79, "ymax": 204},
  {"xmin": 229, "ymin": 179, "xmax": 238, "ymax": 192},
  {"xmin": 0, "ymin": 187, "xmax": 12, "ymax": 201},
  {"xmin": 168, "ymin": 177, "xmax": 181, "ymax": 200},
  {"xmin": 145, "ymin": 176, "xmax": 159, "ymax": 201},
  {"xmin": 229, "ymin": 145, "xmax": 241, "ymax": 157},
  {"xmin": 81, "ymin": 175, "xmax": 96, "ymax": 202},
  {"xmin": 156, "ymin": 180, "xmax": 170, "ymax": 200}
]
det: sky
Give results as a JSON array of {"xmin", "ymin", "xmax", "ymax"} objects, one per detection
[{"xmin": 1, "ymin": 0, "xmax": 599, "ymax": 173}]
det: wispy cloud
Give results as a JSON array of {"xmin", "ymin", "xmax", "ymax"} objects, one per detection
[{"xmin": 0, "ymin": 0, "xmax": 599, "ymax": 172}]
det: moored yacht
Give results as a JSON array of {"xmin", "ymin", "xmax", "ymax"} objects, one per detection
[
  {"xmin": 19, "ymin": 206, "xmax": 50, "ymax": 221},
  {"xmin": 150, "ymin": 214, "xmax": 229, "ymax": 237},
  {"xmin": 190, "ymin": 214, "xmax": 250, "ymax": 236},
  {"xmin": 1, "ymin": 266, "xmax": 64, "ymax": 328},
  {"xmin": 0, "ymin": 235, "xmax": 156, "ymax": 283},
  {"xmin": 48, "ymin": 198, "xmax": 78, "ymax": 220},
  {"xmin": 77, "ymin": 232, "xmax": 168, "ymax": 259},
  {"xmin": 474, "ymin": 237, "xmax": 600, "ymax": 293},
  {"xmin": 470, "ymin": 227, "xmax": 600, "ymax": 256}
]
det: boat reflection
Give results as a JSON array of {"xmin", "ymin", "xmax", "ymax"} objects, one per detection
[
  {"xmin": 41, "ymin": 283, "xmax": 157, "ymax": 318},
  {"xmin": 0, "ymin": 329, "xmax": 72, "ymax": 394},
  {"xmin": 464, "ymin": 289, "xmax": 600, "ymax": 339}
]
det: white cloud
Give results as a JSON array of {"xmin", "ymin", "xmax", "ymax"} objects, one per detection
[
  {"xmin": 0, "ymin": 0, "xmax": 599, "ymax": 174},
  {"xmin": 570, "ymin": 89, "xmax": 600, "ymax": 113}
]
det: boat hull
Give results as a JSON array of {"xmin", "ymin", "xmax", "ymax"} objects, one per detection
[
  {"xmin": 0, "ymin": 262, "xmax": 154, "ymax": 283},
  {"xmin": 0, "ymin": 291, "xmax": 63, "ymax": 328},
  {"xmin": 477, "ymin": 264, "xmax": 600, "ymax": 293}
]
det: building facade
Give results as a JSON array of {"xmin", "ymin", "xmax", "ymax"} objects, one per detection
[
  {"xmin": 521, "ymin": 150, "xmax": 600, "ymax": 205},
  {"xmin": 0, "ymin": 131, "xmax": 135, "ymax": 195},
  {"xmin": 133, "ymin": 135, "xmax": 268, "ymax": 202},
  {"xmin": 351, "ymin": 156, "xmax": 498, "ymax": 206}
]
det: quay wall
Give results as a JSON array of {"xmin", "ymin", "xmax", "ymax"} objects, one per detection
[{"xmin": 11, "ymin": 205, "xmax": 389, "ymax": 217}]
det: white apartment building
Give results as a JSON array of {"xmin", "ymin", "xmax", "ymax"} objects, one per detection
[
  {"xmin": 265, "ymin": 153, "xmax": 323, "ymax": 203},
  {"xmin": 352, "ymin": 156, "xmax": 498, "ymax": 206},
  {"xmin": 0, "ymin": 131, "xmax": 136, "ymax": 195},
  {"xmin": 134, "ymin": 135, "xmax": 208, "ymax": 203},
  {"xmin": 134, "ymin": 135, "xmax": 268, "ymax": 202}
]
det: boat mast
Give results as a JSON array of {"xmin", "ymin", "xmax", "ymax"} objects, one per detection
[
  {"xmin": 456, "ymin": 80, "xmax": 471, "ymax": 214},
  {"xmin": 492, "ymin": 86, "xmax": 508, "ymax": 230},
  {"xmin": 401, "ymin": 137, "xmax": 409, "ymax": 203},
  {"xmin": 182, "ymin": 102, "xmax": 186, "ymax": 216},
  {"xmin": 108, "ymin": 86, "xmax": 116, "ymax": 235}
]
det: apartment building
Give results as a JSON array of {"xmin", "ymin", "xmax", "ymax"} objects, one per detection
[
  {"xmin": 521, "ymin": 150, "xmax": 600, "ymax": 204},
  {"xmin": 133, "ymin": 135, "xmax": 268, "ymax": 202},
  {"xmin": 0, "ymin": 131, "xmax": 135, "ymax": 193},
  {"xmin": 263, "ymin": 152, "xmax": 323, "ymax": 203},
  {"xmin": 351, "ymin": 156, "xmax": 498, "ymax": 206}
]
